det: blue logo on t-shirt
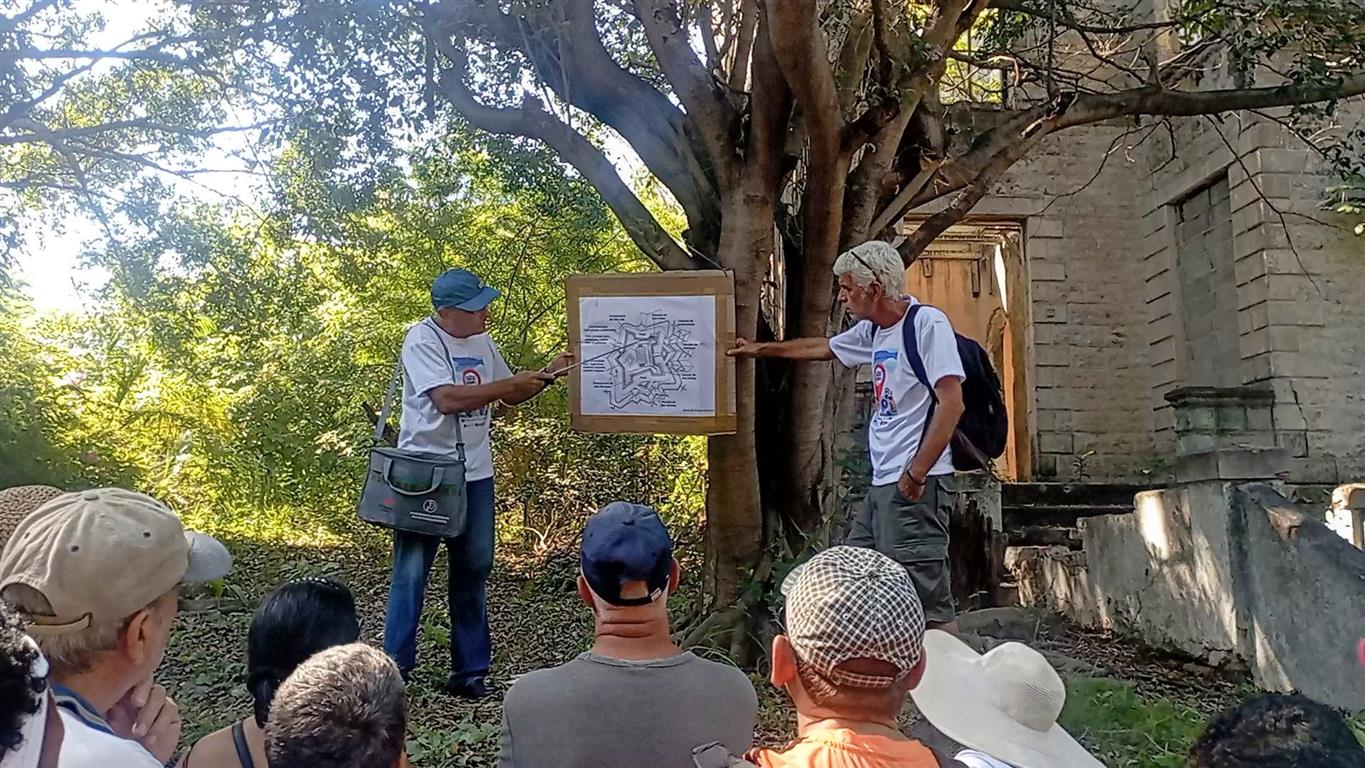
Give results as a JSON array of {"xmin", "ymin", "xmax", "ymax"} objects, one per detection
[
  {"xmin": 450, "ymin": 356, "xmax": 490, "ymax": 422},
  {"xmin": 872, "ymin": 350, "xmax": 898, "ymax": 418}
]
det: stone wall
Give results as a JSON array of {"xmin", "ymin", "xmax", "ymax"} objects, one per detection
[
  {"xmin": 1139, "ymin": 112, "xmax": 1365, "ymax": 484},
  {"xmin": 945, "ymin": 111, "xmax": 1365, "ymax": 483},
  {"xmin": 1013, "ymin": 481, "xmax": 1365, "ymax": 708},
  {"xmin": 953, "ymin": 125, "xmax": 1154, "ymax": 481}
]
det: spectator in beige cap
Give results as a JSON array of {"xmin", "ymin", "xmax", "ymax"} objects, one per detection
[
  {"xmin": 734, "ymin": 546, "xmax": 947, "ymax": 768},
  {"xmin": 0, "ymin": 488, "xmax": 233, "ymax": 768}
]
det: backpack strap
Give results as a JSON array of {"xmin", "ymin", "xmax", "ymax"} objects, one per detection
[
  {"xmin": 900, "ymin": 303, "xmax": 939, "ymax": 447},
  {"xmin": 691, "ymin": 742, "xmax": 758, "ymax": 768}
]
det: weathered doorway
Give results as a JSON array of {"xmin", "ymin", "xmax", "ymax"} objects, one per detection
[{"xmin": 902, "ymin": 222, "xmax": 1030, "ymax": 480}]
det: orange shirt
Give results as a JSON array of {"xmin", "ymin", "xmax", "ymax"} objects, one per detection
[{"xmin": 746, "ymin": 728, "xmax": 940, "ymax": 768}]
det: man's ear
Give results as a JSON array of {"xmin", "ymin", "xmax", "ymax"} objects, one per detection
[
  {"xmin": 396, "ymin": 751, "xmax": 412, "ymax": 768},
  {"xmin": 905, "ymin": 655, "xmax": 927, "ymax": 691},
  {"xmin": 771, "ymin": 635, "xmax": 797, "ymax": 689},
  {"xmin": 668, "ymin": 558, "xmax": 681, "ymax": 592},
  {"xmin": 576, "ymin": 575, "xmax": 596, "ymax": 612},
  {"xmin": 120, "ymin": 608, "xmax": 155, "ymax": 666}
]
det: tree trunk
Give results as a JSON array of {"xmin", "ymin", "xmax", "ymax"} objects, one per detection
[{"xmin": 702, "ymin": 185, "xmax": 774, "ymax": 620}]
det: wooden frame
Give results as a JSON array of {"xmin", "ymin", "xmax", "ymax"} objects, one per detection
[{"xmin": 567, "ymin": 271, "xmax": 736, "ymax": 435}]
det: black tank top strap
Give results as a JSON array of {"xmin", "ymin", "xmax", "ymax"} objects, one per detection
[{"xmin": 231, "ymin": 720, "xmax": 256, "ymax": 768}]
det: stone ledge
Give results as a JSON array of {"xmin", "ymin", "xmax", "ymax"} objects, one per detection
[{"xmin": 1175, "ymin": 448, "xmax": 1289, "ymax": 483}]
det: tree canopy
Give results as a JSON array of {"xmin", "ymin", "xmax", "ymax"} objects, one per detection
[{"xmin": 2, "ymin": 0, "xmax": 1363, "ymax": 649}]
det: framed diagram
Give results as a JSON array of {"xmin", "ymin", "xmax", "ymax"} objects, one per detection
[{"xmin": 566, "ymin": 271, "xmax": 736, "ymax": 435}]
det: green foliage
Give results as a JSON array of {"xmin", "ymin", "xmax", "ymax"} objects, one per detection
[
  {"xmin": 0, "ymin": 125, "xmax": 705, "ymax": 539},
  {"xmin": 1325, "ymin": 175, "xmax": 1365, "ymax": 236},
  {"xmin": 1060, "ymin": 677, "xmax": 1209, "ymax": 768}
]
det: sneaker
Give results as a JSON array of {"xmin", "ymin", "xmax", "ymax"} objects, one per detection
[{"xmin": 443, "ymin": 674, "xmax": 489, "ymax": 700}]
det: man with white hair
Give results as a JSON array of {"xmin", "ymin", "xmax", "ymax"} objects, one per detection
[{"xmin": 729, "ymin": 240, "xmax": 966, "ymax": 631}]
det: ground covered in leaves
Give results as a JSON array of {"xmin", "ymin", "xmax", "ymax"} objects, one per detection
[{"xmin": 162, "ymin": 522, "xmax": 1252, "ymax": 768}]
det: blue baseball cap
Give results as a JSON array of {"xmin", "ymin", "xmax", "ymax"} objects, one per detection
[
  {"xmin": 581, "ymin": 502, "xmax": 674, "ymax": 607},
  {"xmin": 431, "ymin": 268, "xmax": 500, "ymax": 311}
]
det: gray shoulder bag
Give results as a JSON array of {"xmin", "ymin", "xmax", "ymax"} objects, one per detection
[{"xmin": 356, "ymin": 321, "xmax": 469, "ymax": 538}]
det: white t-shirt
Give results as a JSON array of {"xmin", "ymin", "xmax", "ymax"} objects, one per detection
[
  {"xmin": 829, "ymin": 301, "xmax": 965, "ymax": 486},
  {"xmin": 55, "ymin": 709, "xmax": 161, "ymax": 768},
  {"xmin": 398, "ymin": 319, "xmax": 513, "ymax": 482},
  {"xmin": 955, "ymin": 749, "xmax": 1016, "ymax": 768}
]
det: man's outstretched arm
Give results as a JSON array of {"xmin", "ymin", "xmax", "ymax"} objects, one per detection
[{"xmin": 727, "ymin": 337, "xmax": 835, "ymax": 361}]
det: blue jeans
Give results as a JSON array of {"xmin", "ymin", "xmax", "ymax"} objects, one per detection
[{"xmin": 382, "ymin": 476, "xmax": 494, "ymax": 681}]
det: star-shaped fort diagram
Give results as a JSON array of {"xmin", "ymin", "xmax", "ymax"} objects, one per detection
[{"xmin": 603, "ymin": 313, "xmax": 694, "ymax": 409}]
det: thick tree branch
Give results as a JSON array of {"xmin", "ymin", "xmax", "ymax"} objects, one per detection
[
  {"xmin": 727, "ymin": 0, "xmax": 758, "ymax": 93},
  {"xmin": 764, "ymin": 0, "xmax": 845, "ymax": 148},
  {"xmin": 844, "ymin": 109, "xmax": 914, "ymax": 247},
  {"xmin": 990, "ymin": 0, "xmax": 1181, "ymax": 35},
  {"xmin": 764, "ymin": 0, "xmax": 849, "ymax": 337},
  {"xmin": 0, "ymin": 118, "xmax": 274, "ymax": 147},
  {"xmin": 1059, "ymin": 76, "xmax": 1365, "ymax": 126},
  {"xmin": 433, "ymin": 57, "xmax": 696, "ymax": 272},
  {"xmin": 898, "ymin": 132, "xmax": 1043, "ymax": 259},
  {"xmin": 632, "ymin": 0, "xmax": 738, "ymax": 183},
  {"xmin": 425, "ymin": 0, "xmax": 722, "ymax": 244}
]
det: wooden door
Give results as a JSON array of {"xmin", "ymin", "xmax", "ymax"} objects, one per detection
[{"xmin": 905, "ymin": 246, "xmax": 1027, "ymax": 480}]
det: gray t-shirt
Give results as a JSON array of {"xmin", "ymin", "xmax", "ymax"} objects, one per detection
[{"xmin": 499, "ymin": 651, "xmax": 758, "ymax": 768}]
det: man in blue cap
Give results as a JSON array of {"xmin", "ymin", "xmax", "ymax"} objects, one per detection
[
  {"xmin": 498, "ymin": 502, "xmax": 757, "ymax": 768},
  {"xmin": 384, "ymin": 267, "xmax": 570, "ymax": 698}
]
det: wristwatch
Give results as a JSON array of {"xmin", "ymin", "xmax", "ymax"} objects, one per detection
[{"xmin": 903, "ymin": 468, "xmax": 926, "ymax": 485}]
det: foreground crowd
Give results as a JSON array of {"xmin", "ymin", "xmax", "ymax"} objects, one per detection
[{"xmin": 0, "ymin": 486, "xmax": 1363, "ymax": 768}]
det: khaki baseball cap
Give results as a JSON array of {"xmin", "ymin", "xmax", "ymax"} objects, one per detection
[
  {"xmin": 0, "ymin": 488, "xmax": 233, "ymax": 634},
  {"xmin": 781, "ymin": 546, "xmax": 926, "ymax": 689}
]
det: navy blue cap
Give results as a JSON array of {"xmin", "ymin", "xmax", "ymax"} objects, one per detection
[
  {"xmin": 581, "ymin": 502, "xmax": 674, "ymax": 607},
  {"xmin": 431, "ymin": 268, "xmax": 500, "ymax": 311}
]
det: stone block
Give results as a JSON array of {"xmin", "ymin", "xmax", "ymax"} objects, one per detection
[
  {"xmin": 1175, "ymin": 449, "xmax": 1290, "ymax": 482},
  {"xmin": 1265, "ymin": 300, "xmax": 1326, "ymax": 328},
  {"xmin": 1035, "ymin": 388, "xmax": 1073, "ymax": 411},
  {"xmin": 1267, "ymin": 273, "xmax": 1323, "ymax": 302},
  {"xmin": 1029, "ymin": 217, "xmax": 1064, "ymax": 239},
  {"xmin": 1035, "ymin": 303, "xmax": 1068, "ymax": 324},
  {"xmin": 1035, "ymin": 344, "xmax": 1071, "ymax": 368},
  {"xmin": 1031, "ymin": 260, "xmax": 1067, "ymax": 282},
  {"xmin": 1039, "ymin": 432, "xmax": 1075, "ymax": 454},
  {"xmin": 1238, "ymin": 275, "xmax": 1269, "ymax": 309},
  {"xmin": 1145, "ymin": 271, "xmax": 1175, "ymax": 304},
  {"xmin": 1237, "ymin": 302, "xmax": 1270, "ymax": 337},
  {"xmin": 1147, "ymin": 314, "xmax": 1178, "ymax": 345}
]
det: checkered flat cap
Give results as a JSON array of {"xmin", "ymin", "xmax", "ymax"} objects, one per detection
[{"xmin": 783, "ymin": 546, "xmax": 925, "ymax": 689}]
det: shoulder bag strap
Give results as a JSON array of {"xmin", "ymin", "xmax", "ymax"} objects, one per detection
[
  {"xmin": 421, "ymin": 319, "xmax": 467, "ymax": 462},
  {"xmin": 374, "ymin": 357, "xmax": 403, "ymax": 445}
]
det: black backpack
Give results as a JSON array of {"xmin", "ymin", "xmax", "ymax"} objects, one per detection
[{"xmin": 901, "ymin": 304, "xmax": 1009, "ymax": 472}]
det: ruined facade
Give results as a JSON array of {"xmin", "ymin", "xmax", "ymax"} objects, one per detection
[{"xmin": 909, "ymin": 44, "xmax": 1364, "ymax": 486}]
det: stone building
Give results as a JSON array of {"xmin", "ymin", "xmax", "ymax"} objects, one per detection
[{"xmin": 905, "ymin": 67, "xmax": 1364, "ymax": 489}]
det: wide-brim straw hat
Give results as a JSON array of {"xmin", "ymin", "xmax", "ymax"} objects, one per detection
[
  {"xmin": 911, "ymin": 629, "xmax": 1104, "ymax": 768},
  {"xmin": 0, "ymin": 485, "xmax": 64, "ymax": 551}
]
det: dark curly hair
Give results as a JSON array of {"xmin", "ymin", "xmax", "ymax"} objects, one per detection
[
  {"xmin": 1191, "ymin": 692, "xmax": 1365, "ymax": 768},
  {"xmin": 0, "ymin": 600, "xmax": 43, "ymax": 754},
  {"xmin": 246, "ymin": 578, "xmax": 360, "ymax": 727}
]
